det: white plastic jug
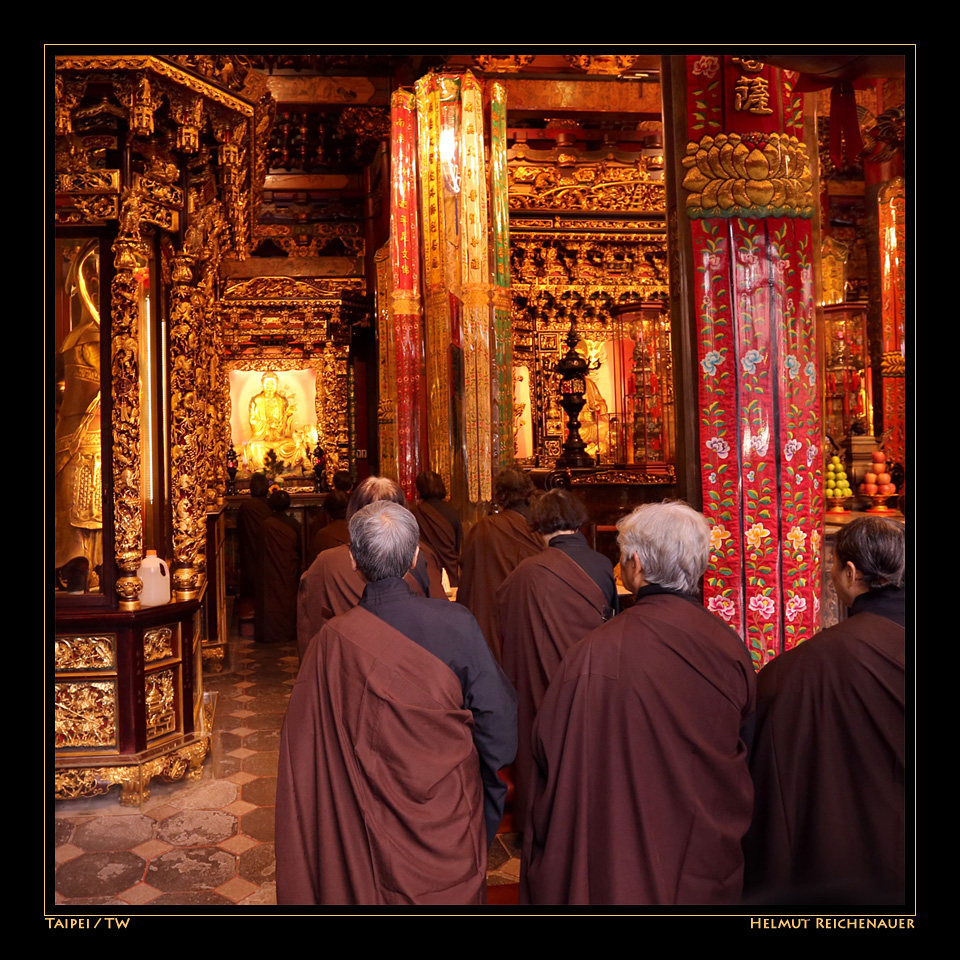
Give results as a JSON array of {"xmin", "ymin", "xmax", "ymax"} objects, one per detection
[{"xmin": 139, "ymin": 550, "xmax": 171, "ymax": 607}]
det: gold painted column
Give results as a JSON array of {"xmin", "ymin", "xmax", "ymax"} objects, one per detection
[
  {"xmin": 489, "ymin": 82, "xmax": 514, "ymax": 468},
  {"xmin": 416, "ymin": 74, "xmax": 456, "ymax": 499},
  {"xmin": 460, "ymin": 74, "xmax": 493, "ymax": 504},
  {"xmin": 111, "ymin": 197, "xmax": 145, "ymax": 611}
]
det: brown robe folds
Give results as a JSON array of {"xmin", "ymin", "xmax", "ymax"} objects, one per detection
[
  {"xmin": 296, "ymin": 542, "xmax": 439, "ymax": 661},
  {"xmin": 744, "ymin": 595, "xmax": 906, "ymax": 904},
  {"xmin": 309, "ymin": 517, "xmax": 349, "ymax": 563},
  {"xmin": 497, "ymin": 548, "xmax": 613, "ymax": 832},
  {"xmin": 275, "ymin": 606, "xmax": 487, "ymax": 905},
  {"xmin": 413, "ymin": 500, "xmax": 461, "ymax": 587},
  {"xmin": 458, "ymin": 509, "xmax": 544, "ymax": 661},
  {"xmin": 521, "ymin": 588, "xmax": 755, "ymax": 906}
]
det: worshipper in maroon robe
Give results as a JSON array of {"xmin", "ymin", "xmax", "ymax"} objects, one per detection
[
  {"xmin": 744, "ymin": 517, "xmax": 906, "ymax": 905},
  {"xmin": 254, "ymin": 488, "xmax": 301, "ymax": 644},
  {"xmin": 236, "ymin": 472, "xmax": 271, "ymax": 616},
  {"xmin": 457, "ymin": 465, "xmax": 544, "ymax": 661},
  {"xmin": 521, "ymin": 500, "xmax": 755, "ymax": 906},
  {"xmin": 296, "ymin": 476, "xmax": 444, "ymax": 661},
  {"xmin": 497, "ymin": 489, "xmax": 617, "ymax": 833},
  {"xmin": 276, "ymin": 501, "xmax": 518, "ymax": 906},
  {"xmin": 412, "ymin": 469, "xmax": 462, "ymax": 588},
  {"xmin": 307, "ymin": 490, "xmax": 349, "ymax": 566}
]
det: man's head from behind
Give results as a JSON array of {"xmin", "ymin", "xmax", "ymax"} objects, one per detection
[
  {"xmin": 416, "ymin": 470, "xmax": 447, "ymax": 501},
  {"xmin": 494, "ymin": 465, "xmax": 535, "ymax": 510},
  {"xmin": 832, "ymin": 516, "xmax": 904, "ymax": 607},
  {"xmin": 616, "ymin": 500, "xmax": 710, "ymax": 595},
  {"xmin": 532, "ymin": 489, "xmax": 588, "ymax": 538},
  {"xmin": 347, "ymin": 475, "xmax": 406, "ymax": 520},
  {"xmin": 349, "ymin": 501, "xmax": 419, "ymax": 583}
]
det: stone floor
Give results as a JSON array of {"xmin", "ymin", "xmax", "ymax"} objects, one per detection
[{"xmin": 52, "ymin": 611, "xmax": 522, "ymax": 908}]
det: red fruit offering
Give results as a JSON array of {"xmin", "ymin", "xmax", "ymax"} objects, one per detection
[{"xmin": 872, "ymin": 451, "xmax": 887, "ymax": 464}]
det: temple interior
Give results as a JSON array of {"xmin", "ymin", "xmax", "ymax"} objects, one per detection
[{"xmin": 51, "ymin": 51, "xmax": 909, "ymax": 910}]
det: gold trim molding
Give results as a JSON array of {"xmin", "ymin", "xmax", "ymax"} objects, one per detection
[
  {"xmin": 881, "ymin": 351, "xmax": 905, "ymax": 377},
  {"xmin": 55, "ymin": 739, "xmax": 209, "ymax": 806}
]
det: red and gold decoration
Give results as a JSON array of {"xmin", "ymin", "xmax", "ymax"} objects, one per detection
[
  {"xmin": 382, "ymin": 72, "xmax": 507, "ymax": 505},
  {"xmin": 684, "ymin": 55, "xmax": 822, "ymax": 666},
  {"xmin": 878, "ymin": 178, "xmax": 905, "ymax": 468},
  {"xmin": 390, "ymin": 88, "xmax": 423, "ymax": 501}
]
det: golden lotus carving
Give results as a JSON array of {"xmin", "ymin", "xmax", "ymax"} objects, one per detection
[{"xmin": 681, "ymin": 132, "xmax": 814, "ymax": 218}]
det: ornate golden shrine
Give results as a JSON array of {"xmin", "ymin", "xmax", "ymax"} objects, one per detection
[
  {"xmin": 53, "ymin": 54, "xmax": 274, "ymax": 802},
  {"xmin": 506, "ymin": 134, "xmax": 675, "ymax": 472},
  {"xmin": 218, "ymin": 275, "xmax": 359, "ymax": 484}
]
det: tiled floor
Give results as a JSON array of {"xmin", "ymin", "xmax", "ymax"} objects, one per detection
[{"xmin": 53, "ymin": 612, "xmax": 521, "ymax": 907}]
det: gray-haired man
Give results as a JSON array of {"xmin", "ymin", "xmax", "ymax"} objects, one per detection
[
  {"xmin": 277, "ymin": 500, "xmax": 517, "ymax": 906},
  {"xmin": 521, "ymin": 500, "xmax": 756, "ymax": 906}
]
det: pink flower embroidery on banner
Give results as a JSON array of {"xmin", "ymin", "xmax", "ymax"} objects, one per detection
[
  {"xmin": 706, "ymin": 436, "xmax": 730, "ymax": 460},
  {"xmin": 784, "ymin": 438, "xmax": 802, "ymax": 461},
  {"xmin": 748, "ymin": 595, "xmax": 776, "ymax": 620},
  {"xmin": 707, "ymin": 595, "xmax": 736, "ymax": 622},
  {"xmin": 692, "ymin": 56, "xmax": 720, "ymax": 78},
  {"xmin": 785, "ymin": 595, "xmax": 807, "ymax": 622}
]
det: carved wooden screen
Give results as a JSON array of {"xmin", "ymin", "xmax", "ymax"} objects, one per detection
[{"xmin": 507, "ymin": 136, "xmax": 674, "ymax": 469}]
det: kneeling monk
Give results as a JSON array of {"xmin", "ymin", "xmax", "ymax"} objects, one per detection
[{"xmin": 276, "ymin": 500, "xmax": 517, "ymax": 906}]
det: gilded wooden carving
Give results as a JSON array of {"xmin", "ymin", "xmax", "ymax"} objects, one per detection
[
  {"xmin": 680, "ymin": 132, "xmax": 814, "ymax": 218},
  {"xmin": 145, "ymin": 669, "xmax": 177, "ymax": 740},
  {"xmin": 111, "ymin": 227, "xmax": 144, "ymax": 608},
  {"xmin": 55, "ymin": 681, "xmax": 118, "ymax": 748},
  {"xmin": 509, "ymin": 153, "xmax": 665, "ymax": 213},
  {"xmin": 144, "ymin": 626, "xmax": 175, "ymax": 663},
  {"xmin": 54, "ymin": 740, "xmax": 209, "ymax": 805},
  {"xmin": 54, "ymin": 635, "xmax": 116, "ymax": 672}
]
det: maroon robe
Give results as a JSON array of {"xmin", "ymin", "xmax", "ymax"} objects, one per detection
[
  {"xmin": 308, "ymin": 517, "xmax": 349, "ymax": 566},
  {"xmin": 744, "ymin": 594, "xmax": 906, "ymax": 903},
  {"xmin": 413, "ymin": 500, "xmax": 461, "ymax": 587},
  {"xmin": 275, "ymin": 606, "xmax": 487, "ymax": 905},
  {"xmin": 255, "ymin": 514, "xmax": 301, "ymax": 644},
  {"xmin": 497, "ymin": 548, "xmax": 613, "ymax": 832},
  {"xmin": 521, "ymin": 588, "xmax": 755, "ymax": 905},
  {"xmin": 458, "ymin": 509, "xmax": 544, "ymax": 662},
  {"xmin": 236, "ymin": 494, "xmax": 271, "ymax": 600}
]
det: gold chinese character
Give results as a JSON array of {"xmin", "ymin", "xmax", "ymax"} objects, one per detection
[
  {"xmin": 731, "ymin": 57, "xmax": 764, "ymax": 73},
  {"xmin": 733, "ymin": 75, "xmax": 774, "ymax": 115}
]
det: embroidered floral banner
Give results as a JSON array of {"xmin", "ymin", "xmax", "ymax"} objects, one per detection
[{"xmin": 685, "ymin": 55, "xmax": 822, "ymax": 666}]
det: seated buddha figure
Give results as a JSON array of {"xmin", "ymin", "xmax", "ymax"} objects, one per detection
[{"xmin": 243, "ymin": 371, "xmax": 303, "ymax": 471}]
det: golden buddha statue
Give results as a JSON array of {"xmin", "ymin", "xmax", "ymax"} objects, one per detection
[{"xmin": 243, "ymin": 371, "xmax": 306, "ymax": 472}]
